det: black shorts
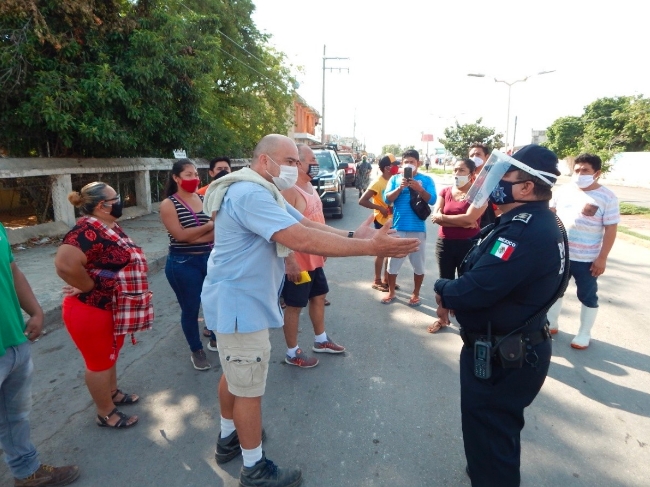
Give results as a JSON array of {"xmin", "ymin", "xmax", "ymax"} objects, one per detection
[
  {"xmin": 374, "ymin": 219, "xmax": 383, "ymax": 229},
  {"xmin": 282, "ymin": 267, "xmax": 329, "ymax": 308}
]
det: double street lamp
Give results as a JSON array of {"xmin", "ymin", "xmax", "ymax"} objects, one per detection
[{"xmin": 467, "ymin": 70, "xmax": 555, "ymax": 152}]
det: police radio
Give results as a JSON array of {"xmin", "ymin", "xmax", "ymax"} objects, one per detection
[{"xmin": 474, "ymin": 321, "xmax": 493, "ymax": 379}]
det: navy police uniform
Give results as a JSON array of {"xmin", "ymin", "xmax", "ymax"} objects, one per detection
[{"xmin": 434, "ymin": 200, "xmax": 564, "ymax": 487}]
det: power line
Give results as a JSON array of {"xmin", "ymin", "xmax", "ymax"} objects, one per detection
[{"xmin": 215, "ymin": 46, "xmax": 287, "ymax": 91}]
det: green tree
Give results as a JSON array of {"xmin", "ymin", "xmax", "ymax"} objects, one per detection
[
  {"xmin": 543, "ymin": 116, "xmax": 585, "ymax": 159},
  {"xmin": 381, "ymin": 144, "xmax": 403, "ymax": 156},
  {"xmin": 438, "ymin": 119, "xmax": 504, "ymax": 158},
  {"xmin": 0, "ymin": 0, "xmax": 296, "ymax": 158},
  {"xmin": 544, "ymin": 95, "xmax": 650, "ymax": 170}
]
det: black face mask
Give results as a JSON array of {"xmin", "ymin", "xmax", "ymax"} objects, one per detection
[
  {"xmin": 488, "ymin": 179, "xmax": 531, "ymax": 206},
  {"xmin": 307, "ymin": 164, "xmax": 320, "ymax": 179},
  {"xmin": 213, "ymin": 169, "xmax": 230, "ymax": 180},
  {"xmin": 109, "ymin": 199, "xmax": 123, "ymax": 218}
]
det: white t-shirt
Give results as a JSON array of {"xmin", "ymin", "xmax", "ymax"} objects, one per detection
[{"xmin": 550, "ymin": 184, "xmax": 620, "ymax": 262}]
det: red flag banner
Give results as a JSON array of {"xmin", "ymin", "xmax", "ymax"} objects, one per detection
[{"xmin": 421, "ymin": 134, "xmax": 434, "ymax": 142}]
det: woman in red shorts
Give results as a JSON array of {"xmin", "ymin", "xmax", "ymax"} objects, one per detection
[{"xmin": 55, "ymin": 182, "xmax": 153, "ymax": 429}]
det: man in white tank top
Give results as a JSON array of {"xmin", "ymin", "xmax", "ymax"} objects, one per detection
[{"xmin": 280, "ymin": 144, "xmax": 346, "ymax": 368}]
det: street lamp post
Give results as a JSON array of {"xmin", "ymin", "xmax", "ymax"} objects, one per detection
[
  {"xmin": 321, "ymin": 45, "xmax": 349, "ymax": 144},
  {"xmin": 467, "ymin": 70, "xmax": 555, "ymax": 152}
]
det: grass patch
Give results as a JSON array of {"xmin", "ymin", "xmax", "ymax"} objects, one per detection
[
  {"xmin": 619, "ymin": 226, "xmax": 650, "ymax": 241},
  {"xmin": 424, "ymin": 167, "xmax": 452, "ymax": 175},
  {"xmin": 620, "ymin": 202, "xmax": 650, "ymax": 215}
]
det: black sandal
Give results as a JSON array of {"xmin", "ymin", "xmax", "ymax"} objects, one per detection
[
  {"xmin": 112, "ymin": 389, "xmax": 139, "ymax": 405},
  {"xmin": 97, "ymin": 408, "xmax": 138, "ymax": 429}
]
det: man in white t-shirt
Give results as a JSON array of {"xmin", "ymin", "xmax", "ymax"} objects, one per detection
[{"xmin": 548, "ymin": 153, "xmax": 619, "ymax": 349}]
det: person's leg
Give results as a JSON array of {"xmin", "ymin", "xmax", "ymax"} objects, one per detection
[
  {"xmin": 63, "ymin": 298, "xmax": 135, "ymax": 426},
  {"xmin": 282, "ymin": 306, "xmax": 302, "ymax": 349},
  {"xmin": 218, "ymin": 374, "xmax": 235, "ymax": 421},
  {"xmin": 308, "ymin": 295, "xmax": 326, "ymax": 336},
  {"xmin": 408, "ymin": 232, "xmax": 426, "ymax": 304},
  {"xmin": 0, "ymin": 343, "xmax": 39, "ymax": 479},
  {"xmin": 436, "ymin": 238, "xmax": 457, "ymax": 280},
  {"xmin": 461, "ymin": 341, "xmax": 551, "ymax": 487},
  {"xmin": 385, "ymin": 242, "xmax": 406, "ymax": 301},
  {"xmin": 571, "ymin": 261, "xmax": 599, "ymax": 349},
  {"xmin": 165, "ymin": 254, "xmax": 204, "ymax": 352},
  {"xmin": 373, "ymin": 256, "xmax": 385, "ymax": 285}
]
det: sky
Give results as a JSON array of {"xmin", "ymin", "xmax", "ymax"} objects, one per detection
[{"xmin": 252, "ymin": 0, "xmax": 648, "ymax": 156}]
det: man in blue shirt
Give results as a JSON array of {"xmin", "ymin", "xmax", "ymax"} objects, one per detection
[
  {"xmin": 201, "ymin": 134, "xmax": 420, "ymax": 487},
  {"xmin": 382, "ymin": 149, "xmax": 436, "ymax": 306}
]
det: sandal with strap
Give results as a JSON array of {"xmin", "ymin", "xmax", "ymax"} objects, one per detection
[
  {"xmin": 96, "ymin": 408, "xmax": 138, "ymax": 429},
  {"xmin": 372, "ymin": 281, "xmax": 389, "ymax": 292},
  {"xmin": 112, "ymin": 389, "xmax": 139, "ymax": 405},
  {"xmin": 427, "ymin": 320, "xmax": 449, "ymax": 334}
]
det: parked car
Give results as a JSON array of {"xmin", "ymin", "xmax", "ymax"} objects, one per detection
[
  {"xmin": 311, "ymin": 148, "xmax": 346, "ymax": 218},
  {"xmin": 337, "ymin": 152, "xmax": 356, "ymax": 186}
]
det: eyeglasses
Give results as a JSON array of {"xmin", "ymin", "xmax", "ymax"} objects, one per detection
[{"xmin": 102, "ymin": 195, "xmax": 121, "ymax": 205}]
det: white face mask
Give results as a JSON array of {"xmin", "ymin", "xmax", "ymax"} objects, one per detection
[
  {"xmin": 572, "ymin": 173, "xmax": 595, "ymax": 189},
  {"xmin": 403, "ymin": 163, "xmax": 416, "ymax": 172},
  {"xmin": 266, "ymin": 156, "xmax": 298, "ymax": 190},
  {"xmin": 471, "ymin": 156, "xmax": 485, "ymax": 167},
  {"xmin": 454, "ymin": 175, "xmax": 470, "ymax": 188}
]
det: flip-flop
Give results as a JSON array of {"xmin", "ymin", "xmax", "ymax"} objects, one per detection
[
  {"xmin": 324, "ymin": 299, "xmax": 331, "ymax": 306},
  {"xmin": 408, "ymin": 298, "xmax": 421, "ymax": 307},
  {"xmin": 372, "ymin": 282, "xmax": 389, "ymax": 292},
  {"xmin": 380, "ymin": 296, "xmax": 396, "ymax": 305}
]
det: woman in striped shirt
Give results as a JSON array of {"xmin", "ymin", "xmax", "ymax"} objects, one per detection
[{"xmin": 160, "ymin": 160, "xmax": 215, "ymax": 371}]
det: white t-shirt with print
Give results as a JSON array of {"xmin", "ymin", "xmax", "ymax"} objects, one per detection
[{"xmin": 550, "ymin": 184, "xmax": 620, "ymax": 262}]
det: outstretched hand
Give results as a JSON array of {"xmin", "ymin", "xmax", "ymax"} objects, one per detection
[
  {"xmin": 354, "ymin": 213, "xmax": 379, "ymax": 240},
  {"xmin": 371, "ymin": 218, "xmax": 419, "ymax": 257}
]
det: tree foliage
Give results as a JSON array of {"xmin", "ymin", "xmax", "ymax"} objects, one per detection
[
  {"xmin": 0, "ymin": 0, "xmax": 296, "ymax": 158},
  {"xmin": 543, "ymin": 95, "xmax": 650, "ymax": 169},
  {"xmin": 438, "ymin": 118, "xmax": 504, "ymax": 158}
]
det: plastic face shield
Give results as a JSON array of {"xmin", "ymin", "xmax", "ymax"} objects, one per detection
[{"xmin": 465, "ymin": 150, "xmax": 556, "ymax": 208}]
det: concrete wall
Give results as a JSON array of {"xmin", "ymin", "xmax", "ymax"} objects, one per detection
[{"xmin": 0, "ymin": 157, "xmax": 250, "ymax": 245}]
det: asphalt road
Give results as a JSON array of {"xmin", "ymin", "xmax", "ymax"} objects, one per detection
[{"xmin": 1, "ymin": 182, "xmax": 649, "ymax": 486}]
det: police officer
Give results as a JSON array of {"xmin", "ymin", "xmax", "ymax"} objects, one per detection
[{"xmin": 433, "ymin": 145, "xmax": 567, "ymax": 487}]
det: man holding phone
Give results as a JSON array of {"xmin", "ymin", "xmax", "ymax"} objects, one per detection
[{"xmin": 382, "ymin": 150, "xmax": 436, "ymax": 306}]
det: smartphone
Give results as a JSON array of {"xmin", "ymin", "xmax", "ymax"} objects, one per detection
[{"xmin": 403, "ymin": 167, "xmax": 413, "ymax": 179}]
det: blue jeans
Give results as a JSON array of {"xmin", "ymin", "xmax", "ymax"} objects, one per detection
[
  {"xmin": 165, "ymin": 252, "xmax": 215, "ymax": 352},
  {"xmin": 0, "ymin": 342, "xmax": 40, "ymax": 479},
  {"xmin": 569, "ymin": 260, "xmax": 599, "ymax": 308}
]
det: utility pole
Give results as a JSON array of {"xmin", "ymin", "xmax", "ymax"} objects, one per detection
[{"xmin": 321, "ymin": 45, "xmax": 349, "ymax": 144}]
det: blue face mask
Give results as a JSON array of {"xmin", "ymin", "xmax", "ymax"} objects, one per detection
[{"xmin": 488, "ymin": 179, "xmax": 530, "ymax": 205}]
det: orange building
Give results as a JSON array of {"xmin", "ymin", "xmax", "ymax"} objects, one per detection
[{"xmin": 289, "ymin": 94, "xmax": 321, "ymax": 145}]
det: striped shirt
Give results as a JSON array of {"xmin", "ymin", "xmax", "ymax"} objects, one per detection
[
  {"xmin": 551, "ymin": 184, "xmax": 620, "ymax": 262},
  {"xmin": 383, "ymin": 173, "xmax": 436, "ymax": 232},
  {"xmin": 167, "ymin": 194, "xmax": 213, "ymax": 254}
]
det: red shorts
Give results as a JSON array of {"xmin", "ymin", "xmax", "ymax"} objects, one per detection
[{"xmin": 62, "ymin": 296, "xmax": 125, "ymax": 372}]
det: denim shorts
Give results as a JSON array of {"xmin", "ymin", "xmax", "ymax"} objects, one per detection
[{"xmin": 216, "ymin": 329, "xmax": 271, "ymax": 398}]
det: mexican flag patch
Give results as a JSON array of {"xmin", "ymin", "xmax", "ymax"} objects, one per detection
[{"xmin": 490, "ymin": 237, "xmax": 517, "ymax": 261}]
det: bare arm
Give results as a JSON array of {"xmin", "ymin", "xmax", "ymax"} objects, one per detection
[
  {"xmin": 591, "ymin": 224, "xmax": 617, "ymax": 276},
  {"xmin": 359, "ymin": 189, "xmax": 389, "ymax": 217},
  {"xmin": 54, "ymin": 244, "xmax": 95, "ymax": 292},
  {"xmin": 433, "ymin": 203, "xmax": 486, "ymax": 228},
  {"xmin": 11, "ymin": 262, "xmax": 44, "ymax": 340},
  {"xmin": 160, "ymin": 198, "xmax": 214, "ymax": 242},
  {"xmin": 273, "ymin": 220, "xmax": 419, "ymax": 258}
]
